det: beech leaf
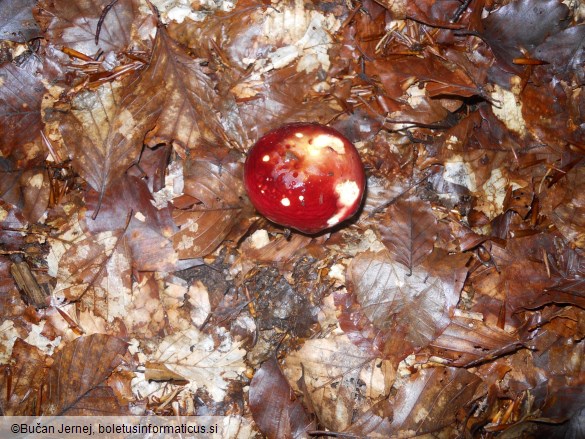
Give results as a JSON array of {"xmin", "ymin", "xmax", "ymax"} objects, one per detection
[
  {"xmin": 40, "ymin": 334, "xmax": 129, "ymax": 415},
  {"xmin": 346, "ymin": 367, "xmax": 482, "ymax": 437},
  {"xmin": 250, "ymin": 357, "xmax": 315, "ymax": 439},
  {"xmin": 0, "ymin": 0, "xmax": 41, "ymax": 42},
  {"xmin": 35, "ymin": 0, "xmax": 136, "ymax": 55},
  {"xmin": 377, "ymin": 197, "xmax": 437, "ymax": 271},
  {"xmin": 481, "ymin": 0, "xmax": 569, "ymax": 73},
  {"xmin": 172, "ymin": 153, "xmax": 245, "ymax": 258},
  {"xmin": 59, "ymin": 62, "xmax": 165, "ymax": 200},
  {"xmin": 347, "ymin": 250, "xmax": 463, "ymax": 360}
]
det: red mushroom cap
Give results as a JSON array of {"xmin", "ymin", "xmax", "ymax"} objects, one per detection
[{"xmin": 244, "ymin": 123, "xmax": 366, "ymax": 234}]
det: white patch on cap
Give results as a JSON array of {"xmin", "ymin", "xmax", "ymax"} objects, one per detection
[
  {"xmin": 326, "ymin": 180, "xmax": 360, "ymax": 226},
  {"xmin": 262, "ymin": 155, "xmax": 270, "ymax": 162},
  {"xmin": 295, "ymin": 132, "xmax": 304, "ymax": 138},
  {"xmin": 308, "ymin": 134, "xmax": 345, "ymax": 156},
  {"xmin": 281, "ymin": 197, "xmax": 291, "ymax": 206}
]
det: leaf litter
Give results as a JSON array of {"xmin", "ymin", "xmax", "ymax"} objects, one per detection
[{"xmin": 1, "ymin": 0, "xmax": 584, "ymax": 437}]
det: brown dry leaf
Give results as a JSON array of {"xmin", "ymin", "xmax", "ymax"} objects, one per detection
[
  {"xmin": 59, "ymin": 61, "xmax": 165, "ymax": 202},
  {"xmin": 34, "ymin": 0, "xmax": 137, "ymax": 55},
  {"xmin": 346, "ymin": 250, "xmax": 463, "ymax": 361},
  {"xmin": 172, "ymin": 152, "xmax": 246, "ymax": 259},
  {"xmin": 284, "ymin": 335, "xmax": 395, "ymax": 431},
  {"xmin": 0, "ymin": 59, "xmax": 46, "ymax": 165},
  {"xmin": 429, "ymin": 314, "xmax": 522, "ymax": 366},
  {"xmin": 40, "ymin": 333, "xmax": 130, "ymax": 415},
  {"xmin": 377, "ymin": 197, "xmax": 437, "ymax": 271},
  {"xmin": 145, "ymin": 28, "xmax": 242, "ymax": 150},
  {"xmin": 346, "ymin": 367, "xmax": 482, "ymax": 437},
  {"xmin": 249, "ymin": 357, "xmax": 315, "ymax": 439},
  {"xmin": 0, "ymin": 339, "xmax": 47, "ymax": 415}
]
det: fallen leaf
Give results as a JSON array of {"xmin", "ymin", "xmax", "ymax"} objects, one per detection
[
  {"xmin": 0, "ymin": 0, "xmax": 41, "ymax": 42},
  {"xmin": 250, "ymin": 357, "xmax": 315, "ymax": 439},
  {"xmin": 40, "ymin": 333, "xmax": 130, "ymax": 415},
  {"xmin": 59, "ymin": 57, "xmax": 165, "ymax": 203},
  {"xmin": 35, "ymin": 0, "xmax": 137, "ymax": 55},
  {"xmin": 153, "ymin": 327, "xmax": 246, "ymax": 402},
  {"xmin": 377, "ymin": 197, "xmax": 437, "ymax": 271}
]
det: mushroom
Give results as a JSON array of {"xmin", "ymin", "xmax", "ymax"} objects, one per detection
[{"xmin": 244, "ymin": 123, "xmax": 366, "ymax": 234}]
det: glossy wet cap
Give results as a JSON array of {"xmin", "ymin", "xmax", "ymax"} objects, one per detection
[{"xmin": 244, "ymin": 122, "xmax": 366, "ymax": 234}]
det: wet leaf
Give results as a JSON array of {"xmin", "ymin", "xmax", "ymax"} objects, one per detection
[
  {"xmin": 481, "ymin": 0, "xmax": 569, "ymax": 73},
  {"xmin": 35, "ymin": 0, "xmax": 137, "ymax": 55},
  {"xmin": 250, "ymin": 357, "xmax": 314, "ymax": 439},
  {"xmin": 346, "ymin": 250, "xmax": 465, "ymax": 361},
  {"xmin": 534, "ymin": 24, "xmax": 585, "ymax": 85},
  {"xmin": 0, "ymin": 0, "xmax": 41, "ymax": 42}
]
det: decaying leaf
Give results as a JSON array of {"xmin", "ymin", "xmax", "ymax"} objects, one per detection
[
  {"xmin": 346, "ymin": 250, "xmax": 464, "ymax": 361},
  {"xmin": 152, "ymin": 327, "xmax": 246, "ymax": 402},
  {"xmin": 59, "ymin": 58, "xmax": 165, "ymax": 203},
  {"xmin": 34, "ymin": 0, "xmax": 137, "ymax": 55},
  {"xmin": 40, "ymin": 334, "xmax": 130, "ymax": 415},
  {"xmin": 284, "ymin": 335, "xmax": 395, "ymax": 431},
  {"xmin": 250, "ymin": 357, "xmax": 315, "ymax": 439}
]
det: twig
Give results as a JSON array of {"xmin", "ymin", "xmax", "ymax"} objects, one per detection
[{"xmin": 95, "ymin": 0, "xmax": 121, "ymax": 45}]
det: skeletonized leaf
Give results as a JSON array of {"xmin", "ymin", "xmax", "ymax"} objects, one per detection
[
  {"xmin": 377, "ymin": 197, "xmax": 437, "ymax": 271},
  {"xmin": 59, "ymin": 59, "xmax": 165, "ymax": 199},
  {"xmin": 250, "ymin": 357, "xmax": 315, "ymax": 439},
  {"xmin": 40, "ymin": 334, "xmax": 129, "ymax": 415},
  {"xmin": 35, "ymin": 0, "xmax": 136, "ymax": 55}
]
